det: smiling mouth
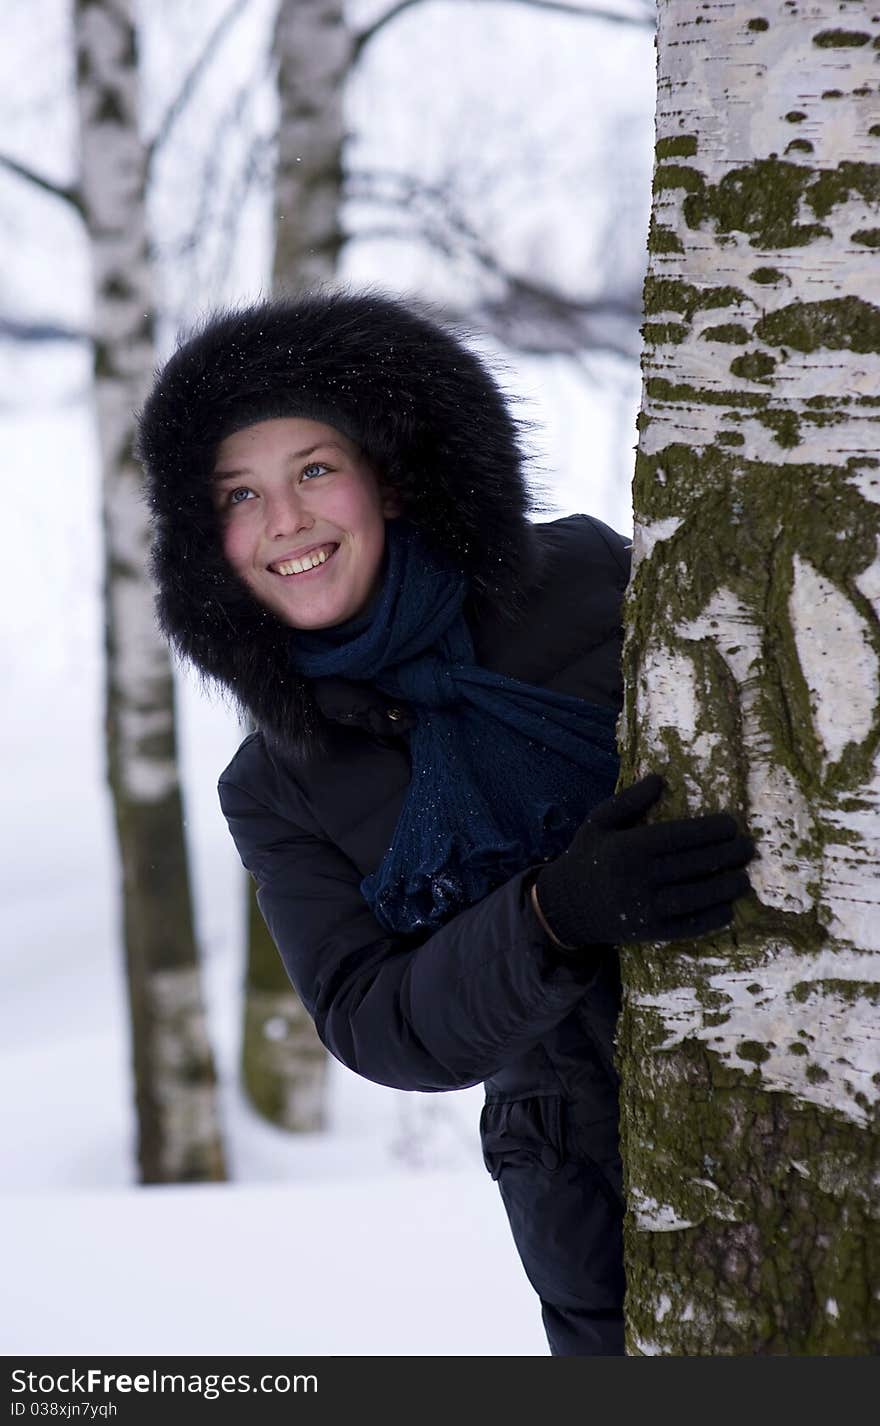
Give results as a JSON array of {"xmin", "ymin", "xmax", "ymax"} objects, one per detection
[{"xmin": 271, "ymin": 543, "xmax": 340, "ymax": 577}]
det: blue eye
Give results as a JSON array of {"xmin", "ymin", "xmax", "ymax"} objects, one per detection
[{"xmin": 223, "ymin": 462, "xmax": 329, "ymax": 509}]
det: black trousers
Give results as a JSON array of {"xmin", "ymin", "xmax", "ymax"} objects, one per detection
[
  {"xmin": 542, "ymin": 1301, "xmax": 625, "ymax": 1356},
  {"xmin": 495, "ymin": 1155, "xmax": 626, "ymax": 1357}
]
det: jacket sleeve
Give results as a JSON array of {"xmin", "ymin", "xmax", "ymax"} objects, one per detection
[
  {"xmin": 217, "ymin": 770, "xmax": 605, "ymax": 1094},
  {"xmin": 583, "ymin": 513, "xmax": 632, "ymax": 590}
]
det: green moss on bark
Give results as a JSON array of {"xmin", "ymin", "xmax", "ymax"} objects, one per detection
[
  {"xmin": 676, "ymin": 157, "xmax": 880, "ymax": 249},
  {"xmin": 655, "ymin": 163, "xmax": 706, "ymax": 195},
  {"xmin": 646, "ymin": 378, "xmax": 768, "ymax": 408},
  {"xmin": 739, "ymin": 1041, "xmax": 771, "ymax": 1064},
  {"xmin": 682, "ymin": 159, "xmax": 830, "ymax": 247},
  {"xmin": 702, "ymin": 324, "xmax": 751, "ymax": 344},
  {"xmin": 730, "ymin": 351, "xmax": 777, "ymax": 380},
  {"xmin": 643, "ymin": 279, "xmax": 749, "ymax": 321},
  {"xmin": 812, "ymin": 30, "xmax": 871, "ymax": 47},
  {"xmin": 758, "ymin": 408, "xmax": 804, "ymax": 447},
  {"xmin": 657, "ymin": 135, "xmax": 698, "ymax": 159},
  {"xmin": 648, "ymin": 220, "xmax": 684, "ymax": 254},
  {"xmin": 643, "ymin": 321, "xmax": 689, "ymax": 345},
  {"xmin": 809, "ymin": 163, "xmax": 880, "ymax": 219},
  {"xmin": 755, "ymin": 297, "xmax": 880, "ymax": 354}
]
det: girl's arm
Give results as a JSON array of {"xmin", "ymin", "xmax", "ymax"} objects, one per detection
[{"xmin": 218, "ymin": 770, "xmax": 605, "ymax": 1093}]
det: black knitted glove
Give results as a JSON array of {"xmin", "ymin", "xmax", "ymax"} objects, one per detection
[{"xmin": 534, "ymin": 772, "xmax": 756, "ymax": 950}]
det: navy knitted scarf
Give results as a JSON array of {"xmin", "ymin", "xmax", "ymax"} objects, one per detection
[{"xmin": 290, "ymin": 515, "xmax": 621, "ymax": 935}]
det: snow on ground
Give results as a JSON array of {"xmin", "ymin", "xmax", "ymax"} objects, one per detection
[{"xmin": 4, "ymin": 1173, "xmax": 547, "ymax": 1356}]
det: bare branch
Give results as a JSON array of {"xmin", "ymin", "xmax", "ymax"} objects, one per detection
[
  {"xmin": 207, "ymin": 134, "xmax": 276, "ymax": 300},
  {"xmin": 348, "ymin": 164, "xmax": 502, "ymax": 269},
  {"xmin": 151, "ymin": 56, "xmax": 274, "ymax": 293},
  {"xmin": 353, "ymin": 0, "xmax": 655, "ymax": 63},
  {"xmin": 0, "ymin": 153, "xmax": 83, "ymax": 216},
  {"xmin": 477, "ymin": 278, "xmax": 641, "ymax": 361},
  {"xmin": 0, "ymin": 317, "xmax": 91, "ymax": 344},
  {"xmin": 146, "ymin": 0, "xmax": 255, "ymax": 171},
  {"xmin": 347, "ymin": 168, "xmax": 641, "ymax": 360}
]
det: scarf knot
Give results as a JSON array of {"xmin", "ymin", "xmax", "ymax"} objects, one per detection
[
  {"xmin": 290, "ymin": 515, "xmax": 620, "ymax": 935},
  {"xmin": 395, "ymin": 654, "xmax": 463, "ymax": 710}
]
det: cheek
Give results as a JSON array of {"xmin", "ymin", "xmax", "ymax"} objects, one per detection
[
  {"xmin": 351, "ymin": 505, "xmax": 385, "ymax": 568},
  {"xmin": 353, "ymin": 490, "xmax": 387, "ymax": 544},
  {"xmin": 220, "ymin": 517, "xmax": 252, "ymax": 574}
]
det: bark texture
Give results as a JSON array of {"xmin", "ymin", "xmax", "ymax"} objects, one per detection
[
  {"xmin": 75, "ymin": 0, "xmax": 226, "ymax": 1183},
  {"xmin": 241, "ymin": 873, "xmax": 329, "ymax": 1129},
  {"xmin": 271, "ymin": 0, "xmax": 352, "ymax": 290},
  {"xmin": 617, "ymin": 0, "xmax": 880, "ymax": 1353}
]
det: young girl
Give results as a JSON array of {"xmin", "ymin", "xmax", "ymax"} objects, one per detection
[{"xmin": 136, "ymin": 287, "xmax": 756, "ymax": 1356}]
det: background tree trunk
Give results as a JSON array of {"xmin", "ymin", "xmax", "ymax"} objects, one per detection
[
  {"xmin": 617, "ymin": 0, "xmax": 880, "ymax": 1353},
  {"xmin": 75, "ymin": 0, "xmax": 226, "ymax": 1184},
  {"xmin": 271, "ymin": 0, "xmax": 352, "ymax": 292},
  {"xmin": 241, "ymin": 875, "xmax": 330, "ymax": 1129},
  {"xmin": 238, "ymin": 0, "xmax": 354, "ymax": 1133}
]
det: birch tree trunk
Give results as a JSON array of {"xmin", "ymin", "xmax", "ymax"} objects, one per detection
[
  {"xmin": 75, "ymin": 0, "xmax": 226, "ymax": 1183},
  {"xmin": 617, "ymin": 1, "xmax": 880, "ymax": 1353},
  {"xmin": 271, "ymin": 0, "xmax": 352, "ymax": 291},
  {"xmin": 238, "ymin": 0, "xmax": 354, "ymax": 1132}
]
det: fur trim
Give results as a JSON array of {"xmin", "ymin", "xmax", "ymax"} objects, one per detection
[{"xmin": 136, "ymin": 282, "xmax": 555, "ymax": 763}]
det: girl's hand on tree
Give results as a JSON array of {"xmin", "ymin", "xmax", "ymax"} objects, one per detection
[{"xmin": 533, "ymin": 772, "xmax": 757, "ymax": 951}]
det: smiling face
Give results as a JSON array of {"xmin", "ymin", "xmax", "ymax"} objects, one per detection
[{"xmin": 211, "ymin": 417, "xmax": 402, "ymax": 630}]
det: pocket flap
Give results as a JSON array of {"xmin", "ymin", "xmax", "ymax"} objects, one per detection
[{"xmin": 479, "ymin": 1094, "xmax": 565, "ymax": 1180}]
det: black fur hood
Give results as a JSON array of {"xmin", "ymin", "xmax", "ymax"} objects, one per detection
[{"xmin": 136, "ymin": 284, "xmax": 555, "ymax": 764}]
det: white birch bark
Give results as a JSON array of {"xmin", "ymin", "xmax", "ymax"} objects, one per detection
[
  {"xmin": 271, "ymin": 0, "xmax": 353, "ymax": 290},
  {"xmin": 618, "ymin": 0, "xmax": 880, "ymax": 1353},
  {"xmin": 74, "ymin": 0, "xmax": 226, "ymax": 1183}
]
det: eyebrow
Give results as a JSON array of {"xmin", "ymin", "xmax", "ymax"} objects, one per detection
[{"xmin": 210, "ymin": 441, "xmax": 345, "ymax": 482}]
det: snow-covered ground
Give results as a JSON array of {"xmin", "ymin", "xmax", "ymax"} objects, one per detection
[
  {"xmin": 4, "ymin": 1174, "xmax": 546, "ymax": 1355},
  {"xmin": 1, "ymin": 0, "xmax": 651, "ymax": 1356}
]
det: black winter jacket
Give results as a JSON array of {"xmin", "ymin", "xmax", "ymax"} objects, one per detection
[{"xmin": 218, "ymin": 511, "xmax": 632, "ymax": 1356}]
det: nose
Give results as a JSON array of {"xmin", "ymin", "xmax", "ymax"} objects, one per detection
[{"xmin": 264, "ymin": 483, "xmax": 314, "ymax": 541}]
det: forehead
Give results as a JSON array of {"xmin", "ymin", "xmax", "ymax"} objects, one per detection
[{"xmin": 212, "ymin": 417, "xmax": 352, "ymax": 470}]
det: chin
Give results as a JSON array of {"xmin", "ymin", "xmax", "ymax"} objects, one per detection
[{"xmin": 279, "ymin": 598, "xmax": 353, "ymax": 630}]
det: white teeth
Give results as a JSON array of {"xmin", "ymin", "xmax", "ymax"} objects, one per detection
[{"xmin": 273, "ymin": 544, "xmax": 337, "ymax": 576}]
